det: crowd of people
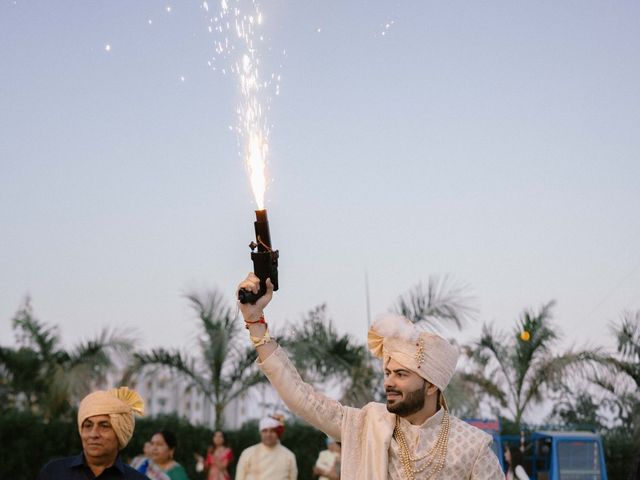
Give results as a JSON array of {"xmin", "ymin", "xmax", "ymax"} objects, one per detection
[{"xmin": 35, "ymin": 386, "xmax": 341, "ymax": 480}]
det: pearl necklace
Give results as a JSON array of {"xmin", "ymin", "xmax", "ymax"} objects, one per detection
[{"xmin": 393, "ymin": 410, "xmax": 450, "ymax": 480}]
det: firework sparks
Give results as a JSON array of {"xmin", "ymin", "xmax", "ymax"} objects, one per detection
[{"xmin": 202, "ymin": 0, "xmax": 280, "ymax": 209}]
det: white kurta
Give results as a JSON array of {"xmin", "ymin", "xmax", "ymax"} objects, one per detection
[
  {"xmin": 235, "ymin": 442, "xmax": 297, "ymax": 480},
  {"xmin": 314, "ymin": 449, "xmax": 339, "ymax": 480},
  {"xmin": 258, "ymin": 346, "xmax": 504, "ymax": 480}
]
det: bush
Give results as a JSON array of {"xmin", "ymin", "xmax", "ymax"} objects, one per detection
[{"xmin": 0, "ymin": 409, "xmax": 81, "ymax": 478}]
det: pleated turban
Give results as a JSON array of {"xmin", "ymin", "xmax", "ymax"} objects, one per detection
[
  {"xmin": 367, "ymin": 314, "xmax": 459, "ymax": 391},
  {"xmin": 77, "ymin": 387, "xmax": 145, "ymax": 449},
  {"xmin": 259, "ymin": 414, "xmax": 285, "ymax": 437}
]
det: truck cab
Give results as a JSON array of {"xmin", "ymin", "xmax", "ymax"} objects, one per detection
[{"xmin": 530, "ymin": 431, "xmax": 608, "ymax": 480}]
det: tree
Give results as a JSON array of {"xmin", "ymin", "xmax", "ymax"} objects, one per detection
[
  {"xmin": 393, "ymin": 275, "xmax": 477, "ymax": 331},
  {"xmin": 548, "ymin": 390, "xmax": 606, "ymax": 430},
  {"xmin": 460, "ymin": 301, "xmax": 593, "ymax": 427},
  {"xmin": 124, "ymin": 289, "xmax": 265, "ymax": 430},
  {"xmin": 0, "ymin": 296, "xmax": 133, "ymax": 419},
  {"xmin": 591, "ymin": 311, "xmax": 640, "ymax": 434},
  {"xmin": 283, "ymin": 305, "xmax": 382, "ymax": 407}
]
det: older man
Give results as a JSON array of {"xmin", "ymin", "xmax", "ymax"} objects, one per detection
[
  {"xmin": 235, "ymin": 416, "xmax": 297, "ymax": 480},
  {"xmin": 238, "ymin": 273, "xmax": 504, "ymax": 479},
  {"xmin": 38, "ymin": 387, "xmax": 147, "ymax": 480}
]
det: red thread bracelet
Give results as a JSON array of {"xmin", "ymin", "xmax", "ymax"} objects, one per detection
[{"xmin": 245, "ymin": 314, "xmax": 266, "ymax": 325}]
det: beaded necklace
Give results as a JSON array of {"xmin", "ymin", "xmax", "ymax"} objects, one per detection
[{"xmin": 393, "ymin": 409, "xmax": 450, "ymax": 480}]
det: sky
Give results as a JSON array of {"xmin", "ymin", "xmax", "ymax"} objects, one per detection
[{"xmin": 1, "ymin": 1, "xmax": 639, "ymax": 360}]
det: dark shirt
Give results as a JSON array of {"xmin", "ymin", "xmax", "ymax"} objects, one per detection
[{"xmin": 37, "ymin": 452, "xmax": 149, "ymax": 480}]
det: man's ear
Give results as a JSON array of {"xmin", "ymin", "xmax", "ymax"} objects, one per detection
[{"xmin": 426, "ymin": 383, "xmax": 439, "ymax": 396}]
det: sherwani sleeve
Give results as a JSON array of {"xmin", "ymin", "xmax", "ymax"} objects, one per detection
[
  {"xmin": 258, "ymin": 346, "xmax": 344, "ymax": 440},
  {"xmin": 470, "ymin": 437, "xmax": 505, "ymax": 479}
]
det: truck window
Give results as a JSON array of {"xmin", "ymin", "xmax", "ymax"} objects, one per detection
[{"xmin": 558, "ymin": 440, "xmax": 602, "ymax": 480}]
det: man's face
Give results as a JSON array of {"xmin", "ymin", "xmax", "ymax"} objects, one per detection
[
  {"xmin": 384, "ymin": 358, "xmax": 429, "ymax": 417},
  {"xmin": 80, "ymin": 415, "xmax": 119, "ymax": 462},
  {"xmin": 260, "ymin": 428, "xmax": 279, "ymax": 447}
]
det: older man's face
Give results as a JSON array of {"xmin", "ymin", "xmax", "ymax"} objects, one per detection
[
  {"xmin": 260, "ymin": 428, "xmax": 279, "ymax": 447},
  {"xmin": 80, "ymin": 415, "xmax": 119, "ymax": 462}
]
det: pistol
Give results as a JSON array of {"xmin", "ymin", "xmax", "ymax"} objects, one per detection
[{"xmin": 238, "ymin": 209, "xmax": 279, "ymax": 304}]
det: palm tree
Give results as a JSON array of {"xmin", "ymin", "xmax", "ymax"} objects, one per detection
[
  {"xmin": 461, "ymin": 301, "xmax": 593, "ymax": 428},
  {"xmin": 393, "ymin": 275, "xmax": 477, "ymax": 331},
  {"xmin": 0, "ymin": 296, "xmax": 134, "ymax": 419},
  {"xmin": 283, "ymin": 305, "xmax": 382, "ymax": 407},
  {"xmin": 590, "ymin": 311, "xmax": 640, "ymax": 430},
  {"xmin": 124, "ymin": 289, "xmax": 265, "ymax": 430}
]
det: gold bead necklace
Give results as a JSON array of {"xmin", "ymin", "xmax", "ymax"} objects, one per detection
[{"xmin": 393, "ymin": 410, "xmax": 450, "ymax": 480}]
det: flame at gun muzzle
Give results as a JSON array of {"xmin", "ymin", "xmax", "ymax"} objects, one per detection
[{"xmin": 238, "ymin": 209, "xmax": 279, "ymax": 304}]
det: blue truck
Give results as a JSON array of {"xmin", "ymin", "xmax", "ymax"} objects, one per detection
[{"xmin": 529, "ymin": 431, "xmax": 608, "ymax": 480}]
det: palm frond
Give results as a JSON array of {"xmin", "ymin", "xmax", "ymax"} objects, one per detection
[
  {"xmin": 127, "ymin": 348, "xmax": 209, "ymax": 396},
  {"xmin": 392, "ymin": 275, "xmax": 477, "ymax": 331},
  {"xmin": 11, "ymin": 297, "xmax": 60, "ymax": 358}
]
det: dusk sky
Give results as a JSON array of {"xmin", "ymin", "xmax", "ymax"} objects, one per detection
[{"xmin": 1, "ymin": 1, "xmax": 639, "ymax": 357}]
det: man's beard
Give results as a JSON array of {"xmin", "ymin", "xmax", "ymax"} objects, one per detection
[{"xmin": 386, "ymin": 382, "xmax": 427, "ymax": 417}]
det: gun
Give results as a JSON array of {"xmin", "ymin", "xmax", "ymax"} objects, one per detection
[{"xmin": 237, "ymin": 209, "xmax": 279, "ymax": 304}]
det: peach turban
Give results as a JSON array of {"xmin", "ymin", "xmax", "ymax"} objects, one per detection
[
  {"xmin": 77, "ymin": 387, "xmax": 144, "ymax": 449},
  {"xmin": 367, "ymin": 313, "xmax": 459, "ymax": 391}
]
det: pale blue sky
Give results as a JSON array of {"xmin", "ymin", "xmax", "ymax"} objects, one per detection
[{"xmin": 1, "ymin": 1, "xmax": 639, "ymax": 354}]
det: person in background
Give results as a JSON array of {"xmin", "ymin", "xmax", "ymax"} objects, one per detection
[
  {"xmin": 145, "ymin": 430, "xmax": 190, "ymax": 480},
  {"xmin": 37, "ymin": 387, "xmax": 147, "ymax": 480},
  {"xmin": 504, "ymin": 445, "xmax": 529, "ymax": 480},
  {"xmin": 131, "ymin": 441, "xmax": 153, "ymax": 473},
  {"xmin": 194, "ymin": 430, "xmax": 234, "ymax": 480},
  {"xmin": 313, "ymin": 437, "xmax": 340, "ymax": 480},
  {"xmin": 235, "ymin": 416, "xmax": 297, "ymax": 480}
]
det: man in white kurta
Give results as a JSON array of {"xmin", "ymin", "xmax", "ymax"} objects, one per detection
[
  {"xmin": 238, "ymin": 274, "xmax": 504, "ymax": 480},
  {"xmin": 313, "ymin": 437, "xmax": 340, "ymax": 480},
  {"xmin": 235, "ymin": 417, "xmax": 297, "ymax": 480}
]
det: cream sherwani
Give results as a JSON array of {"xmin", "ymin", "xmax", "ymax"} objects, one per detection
[
  {"xmin": 235, "ymin": 442, "xmax": 297, "ymax": 480},
  {"xmin": 259, "ymin": 346, "xmax": 504, "ymax": 480}
]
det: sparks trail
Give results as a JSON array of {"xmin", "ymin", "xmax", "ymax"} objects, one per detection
[{"xmin": 201, "ymin": 0, "xmax": 282, "ymax": 209}]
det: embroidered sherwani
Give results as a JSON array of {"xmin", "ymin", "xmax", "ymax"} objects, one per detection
[
  {"xmin": 235, "ymin": 442, "xmax": 297, "ymax": 480},
  {"xmin": 258, "ymin": 346, "xmax": 504, "ymax": 480}
]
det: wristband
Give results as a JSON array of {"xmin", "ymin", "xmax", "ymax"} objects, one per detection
[
  {"xmin": 245, "ymin": 314, "xmax": 266, "ymax": 327},
  {"xmin": 250, "ymin": 327, "xmax": 272, "ymax": 348}
]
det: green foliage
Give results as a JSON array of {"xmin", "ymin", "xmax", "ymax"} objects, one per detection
[
  {"xmin": 0, "ymin": 297, "xmax": 134, "ymax": 420},
  {"xmin": 0, "ymin": 409, "xmax": 81, "ymax": 478},
  {"xmin": 548, "ymin": 391, "xmax": 606, "ymax": 431},
  {"xmin": 462, "ymin": 301, "xmax": 595, "ymax": 427},
  {"xmin": 602, "ymin": 426, "xmax": 640, "ymax": 480}
]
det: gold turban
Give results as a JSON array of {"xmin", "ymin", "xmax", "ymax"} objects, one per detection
[
  {"xmin": 77, "ymin": 387, "xmax": 144, "ymax": 449},
  {"xmin": 367, "ymin": 313, "xmax": 459, "ymax": 391}
]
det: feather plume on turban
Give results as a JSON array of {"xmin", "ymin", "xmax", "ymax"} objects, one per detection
[
  {"xmin": 77, "ymin": 387, "xmax": 144, "ymax": 449},
  {"xmin": 367, "ymin": 313, "xmax": 459, "ymax": 391}
]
